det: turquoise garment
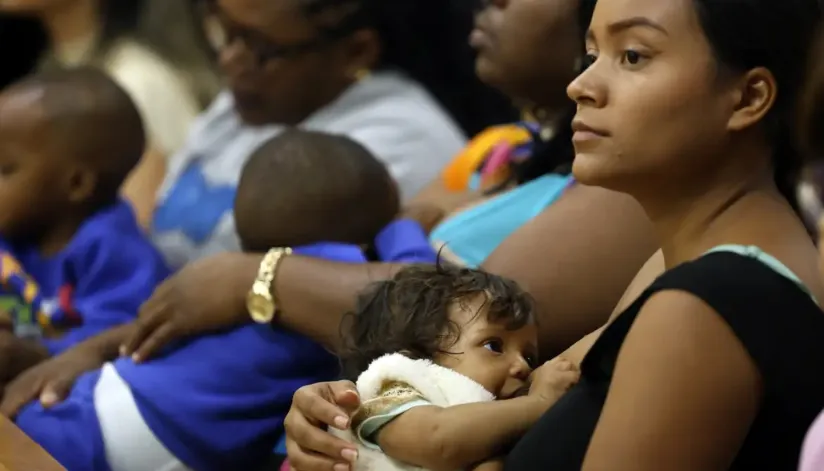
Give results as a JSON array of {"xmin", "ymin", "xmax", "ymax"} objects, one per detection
[
  {"xmin": 705, "ymin": 244, "xmax": 817, "ymax": 304},
  {"xmin": 429, "ymin": 174, "xmax": 574, "ymax": 268}
]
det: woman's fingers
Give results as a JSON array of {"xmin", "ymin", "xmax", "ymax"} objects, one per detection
[
  {"xmin": 131, "ymin": 323, "xmax": 177, "ymax": 363},
  {"xmin": 292, "ymin": 383, "xmax": 355, "ymax": 429},
  {"xmin": 285, "ymin": 406, "xmax": 357, "ymax": 466},
  {"xmin": 285, "ymin": 438, "xmax": 349, "ymax": 471}
]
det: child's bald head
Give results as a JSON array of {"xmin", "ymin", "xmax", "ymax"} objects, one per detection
[
  {"xmin": 0, "ymin": 68, "xmax": 145, "ymax": 245},
  {"xmin": 1, "ymin": 67, "xmax": 145, "ymax": 203}
]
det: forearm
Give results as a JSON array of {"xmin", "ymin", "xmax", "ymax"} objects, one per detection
[
  {"xmin": 274, "ymin": 256, "xmax": 406, "ymax": 351},
  {"xmin": 381, "ymin": 397, "xmax": 546, "ymax": 470}
]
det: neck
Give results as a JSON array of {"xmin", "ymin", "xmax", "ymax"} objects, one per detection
[
  {"xmin": 40, "ymin": 0, "xmax": 99, "ymax": 49},
  {"xmin": 36, "ymin": 215, "xmax": 87, "ymax": 257},
  {"xmin": 633, "ymin": 143, "xmax": 781, "ymax": 268}
]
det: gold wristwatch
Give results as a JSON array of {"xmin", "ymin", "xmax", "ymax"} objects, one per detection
[{"xmin": 246, "ymin": 247, "xmax": 292, "ymax": 324}]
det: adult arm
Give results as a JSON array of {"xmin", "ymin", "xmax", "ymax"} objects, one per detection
[
  {"xmin": 122, "ymin": 145, "xmax": 167, "ymax": 229},
  {"xmin": 123, "ymin": 185, "xmax": 656, "ymax": 359},
  {"xmin": 581, "ymin": 290, "xmax": 761, "ymax": 471},
  {"xmin": 483, "ymin": 184, "xmax": 657, "ymax": 356}
]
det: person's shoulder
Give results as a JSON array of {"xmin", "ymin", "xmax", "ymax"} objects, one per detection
[
  {"xmin": 316, "ymin": 71, "xmax": 467, "ymax": 154},
  {"xmin": 65, "ymin": 201, "xmax": 169, "ymax": 275}
]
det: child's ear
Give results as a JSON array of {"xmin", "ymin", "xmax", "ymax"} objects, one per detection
[{"xmin": 66, "ymin": 167, "xmax": 97, "ymax": 203}]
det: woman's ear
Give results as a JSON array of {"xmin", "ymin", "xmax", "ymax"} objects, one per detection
[{"xmin": 726, "ymin": 67, "xmax": 777, "ymax": 132}]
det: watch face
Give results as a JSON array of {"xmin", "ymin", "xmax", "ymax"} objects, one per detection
[{"xmin": 247, "ymin": 293, "xmax": 274, "ymax": 322}]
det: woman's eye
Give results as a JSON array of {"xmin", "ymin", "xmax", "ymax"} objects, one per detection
[
  {"xmin": 582, "ymin": 53, "xmax": 597, "ymax": 70},
  {"xmin": 621, "ymin": 49, "xmax": 645, "ymax": 66},
  {"xmin": 483, "ymin": 339, "xmax": 504, "ymax": 353}
]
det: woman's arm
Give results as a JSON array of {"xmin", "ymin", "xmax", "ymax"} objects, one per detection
[
  {"xmin": 483, "ymin": 184, "xmax": 657, "ymax": 356},
  {"xmin": 124, "ymin": 185, "xmax": 656, "ymax": 359},
  {"xmin": 581, "ymin": 291, "xmax": 761, "ymax": 471}
]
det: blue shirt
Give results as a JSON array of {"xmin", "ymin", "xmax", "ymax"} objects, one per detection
[
  {"xmin": 115, "ymin": 243, "xmax": 362, "ymax": 471},
  {"xmin": 0, "ymin": 201, "xmax": 169, "ymax": 354},
  {"xmin": 15, "ymin": 220, "xmax": 437, "ymax": 471}
]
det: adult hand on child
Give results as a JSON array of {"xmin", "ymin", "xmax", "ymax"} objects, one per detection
[
  {"xmin": 0, "ymin": 331, "xmax": 49, "ymax": 385},
  {"xmin": 528, "ymin": 357, "xmax": 580, "ymax": 407},
  {"xmin": 121, "ymin": 252, "xmax": 257, "ymax": 362},
  {"xmin": 0, "ymin": 340, "xmax": 102, "ymax": 418},
  {"xmin": 284, "ymin": 380, "xmax": 361, "ymax": 471}
]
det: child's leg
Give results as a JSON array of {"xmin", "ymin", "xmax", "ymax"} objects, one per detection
[
  {"xmin": 15, "ymin": 370, "xmax": 112, "ymax": 471},
  {"xmin": 94, "ymin": 363, "xmax": 193, "ymax": 471}
]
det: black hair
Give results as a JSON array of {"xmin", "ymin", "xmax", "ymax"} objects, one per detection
[
  {"xmin": 690, "ymin": 0, "xmax": 821, "ymax": 212},
  {"xmin": 799, "ymin": 27, "xmax": 824, "ymax": 159},
  {"xmin": 339, "ymin": 262, "xmax": 535, "ymax": 380},
  {"xmin": 0, "ymin": 15, "xmax": 47, "ymax": 90},
  {"xmin": 234, "ymin": 129, "xmax": 399, "ymax": 251},
  {"xmin": 14, "ymin": 67, "xmax": 146, "ymax": 206},
  {"xmin": 97, "ymin": 0, "xmax": 145, "ymax": 49},
  {"xmin": 298, "ymin": 0, "xmax": 518, "ymax": 138}
]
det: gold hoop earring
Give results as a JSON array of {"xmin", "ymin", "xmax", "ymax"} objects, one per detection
[{"xmin": 353, "ymin": 69, "xmax": 371, "ymax": 81}]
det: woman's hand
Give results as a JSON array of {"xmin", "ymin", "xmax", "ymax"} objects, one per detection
[
  {"xmin": 284, "ymin": 381, "xmax": 361, "ymax": 471},
  {"xmin": 0, "ymin": 342, "xmax": 104, "ymax": 418},
  {"xmin": 121, "ymin": 252, "xmax": 259, "ymax": 362}
]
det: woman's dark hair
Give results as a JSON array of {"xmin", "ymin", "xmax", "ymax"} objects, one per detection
[
  {"xmin": 0, "ymin": 15, "xmax": 47, "ymax": 90},
  {"xmin": 799, "ymin": 27, "xmax": 824, "ymax": 159},
  {"xmin": 690, "ymin": 0, "xmax": 821, "ymax": 211},
  {"xmin": 98, "ymin": 0, "xmax": 145, "ymax": 49},
  {"xmin": 299, "ymin": 0, "xmax": 517, "ymax": 138},
  {"xmin": 339, "ymin": 263, "xmax": 535, "ymax": 380}
]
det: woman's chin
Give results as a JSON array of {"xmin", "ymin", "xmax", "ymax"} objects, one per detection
[{"xmin": 571, "ymin": 152, "xmax": 614, "ymax": 188}]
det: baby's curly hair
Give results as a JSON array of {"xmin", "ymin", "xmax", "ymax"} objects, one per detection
[{"xmin": 339, "ymin": 263, "xmax": 535, "ymax": 380}]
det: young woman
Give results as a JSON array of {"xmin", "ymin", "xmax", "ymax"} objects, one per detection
[{"xmin": 282, "ymin": 0, "xmax": 824, "ymax": 470}]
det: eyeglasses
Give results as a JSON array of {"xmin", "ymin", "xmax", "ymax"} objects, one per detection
[{"xmin": 199, "ymin": 1, "xmax": 332, "ymax": 66}]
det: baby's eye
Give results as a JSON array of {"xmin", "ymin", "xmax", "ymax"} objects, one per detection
[{"xmin": 483, "ymin": 339, "xmax": 504, "ymax": 353}]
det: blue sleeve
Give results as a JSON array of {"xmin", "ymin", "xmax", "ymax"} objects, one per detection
[
  {"xmin": 41, "ymin": 236, "xmax": 170, "ymax": 356},
  {"xmin": 373, "ymin": 219, "xmax": 437, "ymax": 263}
]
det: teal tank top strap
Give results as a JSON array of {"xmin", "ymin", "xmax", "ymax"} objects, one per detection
[{"xmin": 704, "ymin": 244, "xmax": 818, "ymax": 304}]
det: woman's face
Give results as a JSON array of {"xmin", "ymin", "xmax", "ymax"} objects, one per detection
[
  {"xmin": 471, "ymin": 0, "xmax": 582, "ymax": 110},
  {"xmin": 567, "ymin": 0, "xmax": 761, "ymax": 195},
  {"xmin": 208, "ymin": 0, "xmax": 374, "ymax": 126}
]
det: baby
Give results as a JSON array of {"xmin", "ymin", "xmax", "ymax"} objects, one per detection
[
  {"xmin": 0, "ymin": 68, "xmax": 168, "ymax": 378},
  {"xmin": 335, "ymin": 263, "xmax": 579, "ymax": 471}
]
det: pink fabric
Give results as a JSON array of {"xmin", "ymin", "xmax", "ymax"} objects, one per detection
[
  {"xmin": 279, "ymin": 459, "xmax": 290, "ymax": 471},
  {"xmin": 800, "ymin": 410, "xmax": 824, "ymax": 470}
]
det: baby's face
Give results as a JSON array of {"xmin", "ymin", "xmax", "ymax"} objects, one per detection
[{"xmin": 434, "ymin": 295, "xmax": 538, "ymax": 399}]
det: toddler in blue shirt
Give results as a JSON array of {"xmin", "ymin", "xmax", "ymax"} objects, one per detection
[{"xmin": 0, "ymin": 68, "xmax": 168, "ymax": 382}]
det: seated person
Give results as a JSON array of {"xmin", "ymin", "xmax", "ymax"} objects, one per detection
[
  {"xmin": 335, "ymin": 263, "xmax": 578, "ymax": 471},
  {"xmin": 0, "ymin": 68, "xmax": 168, "ymax": 382},
  {"xmin": 11, "ymin": 129, "xmax": 433, "ymax": 471}
]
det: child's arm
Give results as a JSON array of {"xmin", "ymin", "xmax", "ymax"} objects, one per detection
[
  {"xmin": 375, "ymin": 397, "xmax": 544, "ymax": 471},
  {"xmin": 375, "ymin": 358, "xmax": 579, "ymax": 471}
]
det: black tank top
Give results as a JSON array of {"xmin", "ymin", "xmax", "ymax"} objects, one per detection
[{"xmin": 504, "ymin": 251, "xmax": 824, "ymax": 470}]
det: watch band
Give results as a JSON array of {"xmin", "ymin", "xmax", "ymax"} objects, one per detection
[{"xmin": 263, "ymin": 247, "xmax": 292, "ymax": 294}]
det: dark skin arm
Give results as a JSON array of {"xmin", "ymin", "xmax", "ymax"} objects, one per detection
[
  {"xmin": 121, "ymin": 184, "xmax": 656, "ymax": 360},
  {"xmin": 0, "ymin": 332, "xmax": 49, "ymax": 384}
]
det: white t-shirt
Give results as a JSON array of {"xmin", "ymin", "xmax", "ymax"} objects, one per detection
[
  {"xmin": 50, "ymin": 36, "xmax": 200, "ymax": 156},
  {"xmin": 150, "ymin": 71, "xmax": 467, "ymax": 269}
]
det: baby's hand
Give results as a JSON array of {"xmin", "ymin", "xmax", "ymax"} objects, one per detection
[{"xmin": 528, "ymin": 357, "xmax": 580, "ymax": 406}]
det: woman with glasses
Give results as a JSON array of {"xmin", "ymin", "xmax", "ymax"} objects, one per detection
[
  {"xmin": 0, "ymin": 0, "xmax": 217, "ymax": 229},
  {"xmin": 149, "ymin": 0, "xmax": 511, "ymax": 270}
]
